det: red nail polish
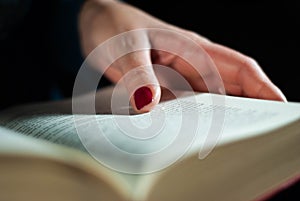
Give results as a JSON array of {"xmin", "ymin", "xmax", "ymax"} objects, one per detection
[{"xmin": 134, "ymin": 86, "xmax": 153, "ymax": 110}]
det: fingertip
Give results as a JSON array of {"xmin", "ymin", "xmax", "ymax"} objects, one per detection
[
  {"xmin": 278, "ymin": 93, "xmax": 288, "ymax": 102},
  {"xmin": 277, "ymin": 90, "xmax": 288, "ymax": 102},
  {"xmin": 134, "ymin": 86, "xmax": 153, "ymax": 110},
  {"xmin": 259, "ymin": 84, "xmax": 288, "ymax": 102},
  {"xmin": 271, "ymin": 86, "xmax": 288, "ymax": 102},
  {"xmin": 131, "ymin": 85, "xmax": 161, "ymax": 113}
]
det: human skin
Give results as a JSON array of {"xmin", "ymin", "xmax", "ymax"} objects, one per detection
[{"xmin": 78, "ymin": 0, "xmax": 287, "ymax": 113}]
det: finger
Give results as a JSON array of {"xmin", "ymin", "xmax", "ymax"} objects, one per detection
[
  {"xmin": 114, "ymin": 49, "xmax": 161, "ymax": 113},
  {"xmin": 190, "ymin": 35, "xmax": 287, "ymax": 101},
  {"xmin": 150, "ymin": 30, "xmax": 225, "ymax": 94},
  {"xmin": 152, "ymin": 49, "xmax": 225, "ymax": 95}
]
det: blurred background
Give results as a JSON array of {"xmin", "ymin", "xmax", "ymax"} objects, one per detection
[{"xmin": 0, "ymin": 1, "xmax": 299, "ymax": 109}]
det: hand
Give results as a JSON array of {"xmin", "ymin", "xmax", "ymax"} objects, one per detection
[{"xmin": 78, "ymin": 0, "xmax": 287, "ymax": 113}]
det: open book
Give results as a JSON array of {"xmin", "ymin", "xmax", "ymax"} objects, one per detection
[{"xmin": 0, "ymin": 85, "xmax": 300, "ymax": 201}]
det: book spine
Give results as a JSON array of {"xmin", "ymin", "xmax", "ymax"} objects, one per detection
[{"xmin": 255, "ymin": 173, "xmax": 300, "ymax": 201}]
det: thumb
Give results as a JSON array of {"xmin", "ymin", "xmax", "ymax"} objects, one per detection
[{"xmin": 117, "ymin": 50, "xmax": 161, "ymax": 113}]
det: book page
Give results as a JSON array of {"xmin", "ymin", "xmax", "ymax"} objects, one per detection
[
  {"xmin": 1, "ymin": 86, "xmax": 300, "ymax": 201},
  {"xmin": 0, "ymin": 85, "xmax": 119, "ymax": 151},
  {"xmin": 0, "ymin": 127, "xmax": 131, "ymax": 201},
  {"xmin": 1, "ymin": 88, "xmax": 300, "ymax": 165},
  {"xmin": 186, "ymin": 94, "xmax": 300, "ymax": 156},
  {"xmin": 129, "ymin": 94, "xmax": 300, "ymax": 200},
  {"xmin": 144, "ymin": 119, "xmax": 300, "ymax": 201}
]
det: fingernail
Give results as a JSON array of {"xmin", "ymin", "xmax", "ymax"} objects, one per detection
[{"xmin": 134, "ymin": 86, "xmax": 153, "ymax": 110}]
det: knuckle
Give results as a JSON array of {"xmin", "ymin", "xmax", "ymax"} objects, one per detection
[{"xmin": 243, "ymin": 57, "xmax": 259, "ymax": 68}]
